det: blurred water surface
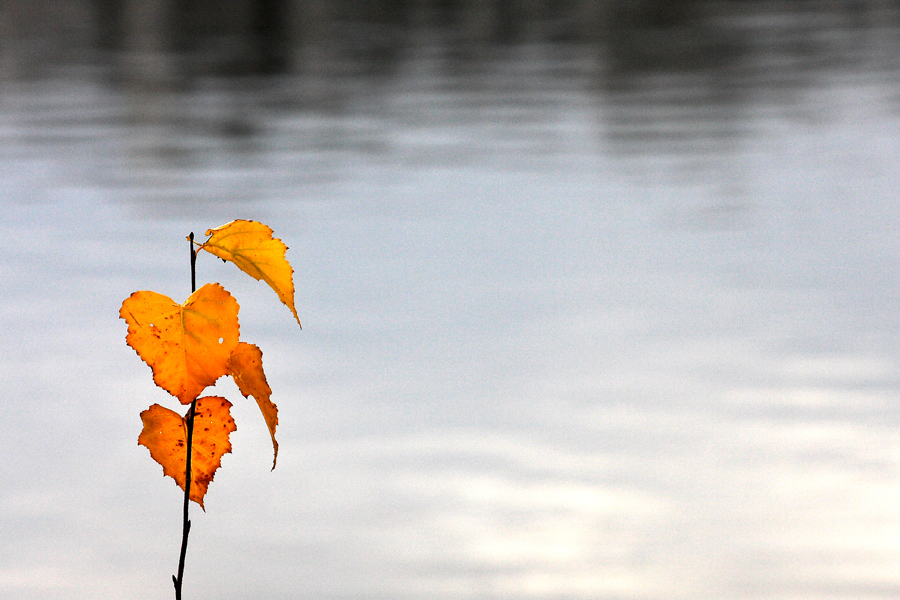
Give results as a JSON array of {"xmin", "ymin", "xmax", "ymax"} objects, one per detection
[{"xmin": 3, "ymin": 2, "xmax": 900, "ymax": 599}]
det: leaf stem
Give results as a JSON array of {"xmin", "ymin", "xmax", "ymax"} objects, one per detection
[{"xmin": 173, "ymin": 233, "xmax": 198, "ymax": 600}]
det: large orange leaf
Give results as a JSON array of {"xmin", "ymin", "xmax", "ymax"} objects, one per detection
[
  {"xmin": 199, "ymin": 220, "xmax": 301, "ymax": 327},
  {"xmin": 120, "ymin": 283, "xmax": 240, "ymax": 404},
  {"xmin": 227, "ymin": 342, "xmax": 279, "ymax": 469},
  {"xmin": 138, "ymin": 397, "xmax": 237, "ymax": 509}
]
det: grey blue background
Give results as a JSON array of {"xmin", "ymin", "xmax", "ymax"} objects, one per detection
[{"xmin": 3, "ymin": 1, "xmax": 900, "ymax": 598}]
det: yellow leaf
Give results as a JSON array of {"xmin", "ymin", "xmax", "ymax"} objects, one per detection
[
  {"xmin": 199, "ymin": 220, "xmax": 301, "ymax": 327},
  {"xmin": 120, "ymin": 283, "xmax": 240, "ymax": 404},
  {"xmin": 227, "ymin": 342, "xmax": 279, "ymax": 469},
  {"xmin": 138, "ymin": 397, "xmax": 237, "ymax": 509}
]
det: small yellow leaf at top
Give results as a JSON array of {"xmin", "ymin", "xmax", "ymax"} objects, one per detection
[
  {"xmin": 138, "ymin": 397, "xmax": 237, "ymax": 509},
  {"xmin": 120, "ymin": 283, "xmax": 240, "ymax": 404},
  {"xmin": 200, "ymin": 220, "xmax": 301, "ymax": 327},
  {"xmin": 227, "ymin": 342, "xmax": 279, "ymax": 469}
]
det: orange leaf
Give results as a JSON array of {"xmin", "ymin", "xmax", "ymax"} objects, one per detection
[
  {"xmin": 137, "ymin": 397, "xmax": 237, "ymax": 509},
  {"xmin": 199, "ymin": 220, "xmax": 301, "ymax": 327},
  {"xmin": 120, "ymin": 283, "xmax": 240, "ymax": 404},
  {"xmin": 227, "ymin": 342, "xmax": 279, "ymax": 469}
]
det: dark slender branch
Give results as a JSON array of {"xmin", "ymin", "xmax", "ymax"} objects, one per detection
[
  {"xmin": 174, "ymin": 233, "xmax": 199, "ymax": 600},
  {"xmin": 174, "ymin": 398, "xmax": 197, "ymax": 600},
  {"xmin": 189, "ymin": 232, "xmax": 197, "ymax": 294}
]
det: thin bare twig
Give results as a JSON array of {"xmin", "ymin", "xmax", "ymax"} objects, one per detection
[{"xmin": 173, "ymin": 232, "xmax": 198, "ymax": 600}]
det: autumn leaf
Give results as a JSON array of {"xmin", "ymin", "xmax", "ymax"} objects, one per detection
[
  {"xmin": 227, "ymin": 342, "xmax": 279, "ymax": 469},
  {"xmin": 198, "ymin": 220, "xmax": 301, "ymax": 327},
  {"xmin": 120, "ymin": 283, "xmax": 241, "ymax": 404},
  {"xmin": 138, "ymin": 397, "xmax": 237, "ymax": 509}
]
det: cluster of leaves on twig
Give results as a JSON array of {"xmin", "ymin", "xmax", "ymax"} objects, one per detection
[{"xmin": 119, "ymin": 220, "xmax": 299, "ymax": 597}]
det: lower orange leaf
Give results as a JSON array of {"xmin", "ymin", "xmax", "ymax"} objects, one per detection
[{"xmin": 138, "ymin": 397, "xmax": 237, "ymax": 509}]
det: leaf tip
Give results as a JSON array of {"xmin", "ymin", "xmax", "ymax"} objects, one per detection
[{"xmin": 271, "ymin": 442, "xmax": 279, "ymax": 471}]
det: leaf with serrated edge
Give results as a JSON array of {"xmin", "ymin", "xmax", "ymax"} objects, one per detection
[
  {"xmin": 120, "ymin": 283, "xmax": 240, "ymax": 404},
  {"xmin": 199, "ymin": 220, "xmax": 301, "ymax": 327},
  {"xmin": 228, "ymin": 342, "xmax": 279, "ymax": 469},
  {"xmin": 138, "ymin": 397, "xmax": 237, "ymax": 509}
]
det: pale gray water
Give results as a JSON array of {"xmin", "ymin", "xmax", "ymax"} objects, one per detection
[{"xmin": 3, "ymin": 4, "xmax": 900, "ymax": 599}]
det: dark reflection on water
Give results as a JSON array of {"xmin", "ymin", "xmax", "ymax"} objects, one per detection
[{"xmin": 4, "ymin": 0, "xmax": 900, "ymax": 212}]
